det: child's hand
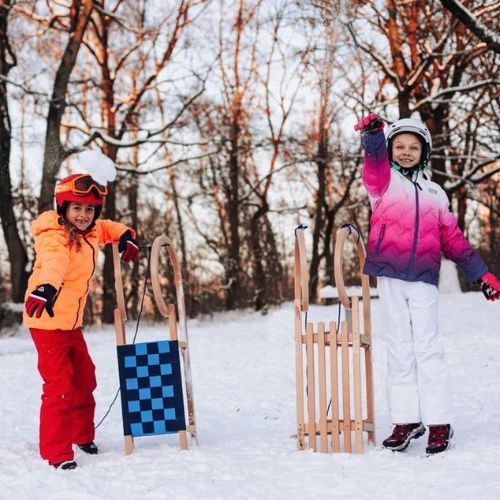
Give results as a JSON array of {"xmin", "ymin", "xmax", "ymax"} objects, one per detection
[
  {"xmin": 354, "ymin": 113, "xmax": 385, "ymax": 134},
  {"xmin": 479, "ymin": 272, "xmax": 500, "ymax": 301},
  {"xmin": 119, "ymin": 230, "xmax": 139, "ymax": 263},
  {"xmin": 25, "ymin": 284, "xmax": 57, "ymax": 318}
]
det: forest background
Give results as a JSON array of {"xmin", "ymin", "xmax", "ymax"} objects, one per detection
[{"xmin": 0, "ymin": 0, "xmax": 498, "ymax": 332}]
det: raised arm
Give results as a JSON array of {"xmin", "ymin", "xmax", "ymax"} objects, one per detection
[{"xmin": 354, "ymin": 114, "xmax": 391, "ymax": 198}]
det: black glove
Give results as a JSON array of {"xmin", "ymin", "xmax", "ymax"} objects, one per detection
[
  {"xmin": 25, "ymin": 284, "xmax": 57, "ymax": 318},
  {"xmin": 118, "ymin": 230, "xmax": 139, "ymax": 263}
]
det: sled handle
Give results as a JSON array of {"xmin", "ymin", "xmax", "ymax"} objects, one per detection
[
  {"xmin": 150, "ymin": 235, "xmax": 178, "ymax": 318},
  {"xmin": 112, "ymin": 243, "xmax": 127, "ymax": 322},
  {"xmin": 294, "ymin": 226, "xmax": 309, "ymax": 312},
  {"xmin": 333, "ymin": 224, "xmax": 370, "ymax": 311}
]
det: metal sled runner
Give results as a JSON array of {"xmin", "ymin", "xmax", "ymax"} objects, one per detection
[
  {"xmin": 294, "ymin": 225, "xmax": 375, "ymax": 453},
  {"xmin": 113, "ymin": 235, "xmax": 197, "ymax": 454}
]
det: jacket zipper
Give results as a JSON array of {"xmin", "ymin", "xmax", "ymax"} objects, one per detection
[
  {"xmin": 375, "ymin": 224, "xmax": 385, "ymax": 255},
  {"xmin": 406, "ymin": 181, "xmax": 420, "ymax": 279},
  {"xmin": 70, "ymin": 235, "xmax": 96, "ymax": 331}
]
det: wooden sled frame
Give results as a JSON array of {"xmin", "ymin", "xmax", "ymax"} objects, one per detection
[
  {"xmin": 113, "ymin": 234, "xmax": 198, "ymax": 454},
  {"xmin": 294, "ymin": 225, "xmax": 375, "ymax": 453}
]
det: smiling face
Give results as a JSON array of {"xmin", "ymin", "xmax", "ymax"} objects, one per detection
[
  {"xmin": 391, "ymin": 133, "xmax": 423, "ymax": 169},
  {"xmin": 65, "ymin": 202, "xmax": 96, "ymax": 231}
]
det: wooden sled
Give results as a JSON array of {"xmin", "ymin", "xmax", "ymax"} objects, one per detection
[
  {"xmin": 112, "ymin": 234, "xmax": 197, "ymax": 454},
  {"xmin": 294, "ymin": 224, "xmax": 375, "ymax": 453}
]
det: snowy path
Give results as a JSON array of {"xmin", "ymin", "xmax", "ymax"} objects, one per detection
[{"xmin": 0, "ymin": 293, "xmax": 499, "ymax": 499}]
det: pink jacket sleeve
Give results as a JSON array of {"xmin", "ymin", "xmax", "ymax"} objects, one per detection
[
  {"xmin": 361, "ymin": 130, "xmax": 391, "ymax": 198},
  {"xmin": 438, "ymin": 191, "xmax": 487, "ymax": 281}
]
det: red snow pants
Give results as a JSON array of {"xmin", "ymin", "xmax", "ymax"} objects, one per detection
[{"xmin": 30, "ymin": 328, "xmax": 97, "ymax": 464}]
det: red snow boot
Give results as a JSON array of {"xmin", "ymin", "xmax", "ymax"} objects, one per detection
[
  {"xmin": 382, "ymin": 423, "xmax": 426, "ymax": 451},
  {"xmin": 426, "ymin": 424, "xmax": 453, "ymax": 454}
]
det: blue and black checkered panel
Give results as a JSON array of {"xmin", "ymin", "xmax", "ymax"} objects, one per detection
[{"xmin": 117, "ymin": 340, "xmax": 186, "ymax": 437}]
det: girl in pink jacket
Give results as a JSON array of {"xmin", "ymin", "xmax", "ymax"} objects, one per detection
[{"xmin": 355, "ymin": 114, "xmax": 499, "ymax": 454}]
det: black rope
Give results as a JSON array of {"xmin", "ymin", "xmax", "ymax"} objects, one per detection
[
  {"xmin": 94, "ymin": 245, "xmax": 152, "ymax": 430},
  {"xmin": 294, "ymin": 223, "xmax": 308, "ymax": 235},
  {"xmin": 340, "ymin": 222, "xmax": 361, "ymax": 244}
]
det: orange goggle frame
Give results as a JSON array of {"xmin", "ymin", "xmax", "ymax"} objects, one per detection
[{"xmin": 55, "ymin": 174, "xmax": 108, "ymax": 196}]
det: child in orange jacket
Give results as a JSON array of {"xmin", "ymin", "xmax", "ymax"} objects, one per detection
[{"xmin": 24, "ymin": 168, "xmax": 139, "ymax": 470}]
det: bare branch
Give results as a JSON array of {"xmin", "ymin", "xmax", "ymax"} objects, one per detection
[{"xmin": 439, "ymin": 0, "xmax": 500, "ymax": 53}]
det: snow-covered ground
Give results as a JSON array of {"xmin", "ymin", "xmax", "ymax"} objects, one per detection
[{"xmin": 1, "ymin": 293, "xmax": 499, "ymax": 499}]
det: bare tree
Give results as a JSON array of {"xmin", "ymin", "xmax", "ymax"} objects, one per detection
[{"xmin": 0, "ymin": 0, "xmax": 29, "ymax": 303}]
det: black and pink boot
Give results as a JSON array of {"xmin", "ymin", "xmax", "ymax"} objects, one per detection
[
  {"xmin": 382, "ymin": 423, "xmax": 426, "ymax": 451},
  {"xmin": 426, "ymin": 424, "xmax": 453, "ymax": 454}
]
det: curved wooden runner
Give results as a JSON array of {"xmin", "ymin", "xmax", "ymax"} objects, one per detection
[
  {"xmin": 294, "ymin": 227, "xmax": 308, "ymax": 450},
  {"xmin": 294, "ymin": 224, "xmax": 376, "ymax": 454},
  {"xmin": 150, "ymin": 235, "xmax": 198, "ymax": 444}
]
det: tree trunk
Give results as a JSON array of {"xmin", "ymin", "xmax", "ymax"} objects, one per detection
[
  {"xmin": 309, "ymin": 103, "xmax": 329, "ymax": 303},
  {"xmin": 101, "ymin": 144, "xmax": 118, "ymax": 324},
  {"xmin": 0, "ymin": 0, "xmax": 28, "ymax": 303},
  {"xmin": 249, "ymin": 204, "xmax": 268, "ymax": 311},
  {"xmin": 38, "ymin": 0, "xmax": 94, "ymax": 213},
  {"xmin": 225, "ymin": 125, "xmax": 242, "ymax": 310}
]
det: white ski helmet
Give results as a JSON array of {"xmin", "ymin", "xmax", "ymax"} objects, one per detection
[{"xmin": 385, "ymin": 118, "xmax": 432, "ymax": 169}]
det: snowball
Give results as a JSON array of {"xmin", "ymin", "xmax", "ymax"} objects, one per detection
[{"xmin": 77, "ymin": 150, "xmax": 117, "ymax": 185}]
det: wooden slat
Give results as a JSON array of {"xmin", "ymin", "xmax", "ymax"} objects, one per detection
[
  {"xmin": 178, "ymin": 430, "xmax": 188, "ymax": 450},
  {"xmin": 365, "ymin": 342, "xmax": 376, "ymax": 446},
  {"xmin": 329, "ymin": 321, "xmax": 340, "ymax": 452},
  {"xmin": 295, "ymin": 302, "xmax": 305, "ymax": 450},
  {"xmin": 341, "ymin": 320, "xmax": 351, "ymax": 452},
  {"xmin": 112, "ymin": 243, "xmax": 127, "ymax": 322},
  {"xmin": 352, "ymin": 297, "xmax": 363, "ymax": 454},
  {"xmin": 114, "ymin": 309, "xmax": 127, "ymax": 347},
  {"xmin": 124, "ymin": 435, "xmax": 134, "ymax": 455},
  {"xmin": 317, "ymin": 322, "xmax": 328, "ymax": 452},
  {"xmin": 167, "ymin": 303, "xmax": 178, "ymax": 341},
  {"xmin": 306, "ymin": 322, "xmax": 316, "ymax": 451}
]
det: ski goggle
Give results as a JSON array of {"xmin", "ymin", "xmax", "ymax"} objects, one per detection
[{"xmin": 55, "ymin": 174, "xmax": 108, "ymax": 196}]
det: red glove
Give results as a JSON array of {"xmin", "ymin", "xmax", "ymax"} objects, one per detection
[
  {"xmin": 480, "ymin": 272, "xmax": 500, "ymax": 301},
  {"xmin": 25, "ymin": 284, "xmax": 57, "ymax": 318},
  {"xmin": 119, "ymin": 230, "xmax": 139, "ymax": 263},
  {"xmin": 354, "ymin": 113, "xmax": 385, "ymax": 133}
]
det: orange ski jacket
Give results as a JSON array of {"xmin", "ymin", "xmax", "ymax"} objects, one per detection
[{"xmin": 23, "ymin": 211, "xmax": 134, "ymax": 330}]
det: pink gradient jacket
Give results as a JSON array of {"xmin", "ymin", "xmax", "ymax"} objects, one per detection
[{"xmin": 361, "ymin": 131, "xmax": 487, "ymax": 286}]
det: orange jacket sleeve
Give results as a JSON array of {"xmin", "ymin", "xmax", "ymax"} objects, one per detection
[
  {"xmin": 34, "ymin": 227, "xmax": 71, "ymax": 289},
  {"xmin": 95, "ymin": 219, "xmax": 136, "ymax": 246}
]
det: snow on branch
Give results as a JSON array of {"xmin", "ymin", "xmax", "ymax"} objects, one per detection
[
  {"xmin": 439, "ymin": 0, "xmax": 500, "ymax": 54},
  {"xmin": 115, "ymin": 150, "xmax": 221, "ymax": 175},
  {"xmin": 442, "ymin": 157, "xmax": 500, "ymax": 190},
  {"xmin": 412, "ymin": 79, "xmax": 499, "ymax": 110}
]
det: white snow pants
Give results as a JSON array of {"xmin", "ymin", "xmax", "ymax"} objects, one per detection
[{"xmin": 377, "ymin": 276, "xmax": 452, "ymax": 424}]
